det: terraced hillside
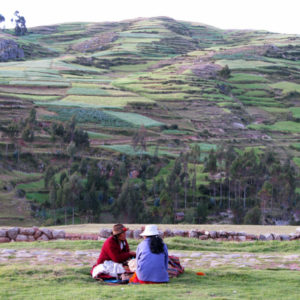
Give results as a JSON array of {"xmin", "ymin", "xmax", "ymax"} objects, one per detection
[{"xmin": 0, "ymin": 17, "xmax": 299, "ymax": 225}]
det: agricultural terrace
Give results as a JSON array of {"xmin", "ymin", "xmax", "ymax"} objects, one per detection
[{"xmin": 0, "ymin": 17, "xmax": 299, "ymax": 228}]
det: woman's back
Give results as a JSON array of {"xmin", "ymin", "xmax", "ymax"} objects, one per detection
[{"xmin": 136, "ymin": 237, "xmax": 169, "ymax": 282}]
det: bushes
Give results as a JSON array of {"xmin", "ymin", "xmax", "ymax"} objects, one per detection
[
  {"xmin": 218, "ymin": 65, "xmax": 231, "ymax": 79},
  {"xmin": 244, "ymin": 206, "xmax": 262, "ymax": 224}
]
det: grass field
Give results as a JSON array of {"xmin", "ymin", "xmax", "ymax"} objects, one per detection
[
  {"xmin": 1, "ymin": 264, "xmax": 298, "ymax": 300},
  {"xmin": 0, "ymin": 238, "xmax": 300, "ymax": 299}
]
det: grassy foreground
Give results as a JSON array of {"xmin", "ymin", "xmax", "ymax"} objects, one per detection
[
  {"xmin": 1, "ymin": 265, "xmax": 299, "ymax": 300},
  {"xmin": 0, "ymin": 239, "xmax": 300, "ymax": 299}
]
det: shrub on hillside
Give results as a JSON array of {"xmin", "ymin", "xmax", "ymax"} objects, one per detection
[
  {"xmin": 218, "ymin": 65, "xmax": 231, "ymax": 79},
  {"xmin": 244, "ymin": 206, "xmax": 262, "ymax": 225}
]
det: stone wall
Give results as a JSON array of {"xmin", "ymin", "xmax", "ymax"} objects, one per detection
[
  {"xmin": 1, "ymin": 227, "xmax": 300, "ymax": 243},
  {"xmin": 100, "ymin": 228, "xmax": 300, "ymax": 241},
  {"xmin": 0, "ymin": 227, "xmax": 65, "ymax": 243}
]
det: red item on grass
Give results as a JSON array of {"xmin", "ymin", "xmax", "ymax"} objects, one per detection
[
  {"xmin": 129, "ymin": 272, "xmax": 163, "ymax": 284},
  {"xmin": 196, "ymin": 272, "xmax": 206, "ymax": 276}
]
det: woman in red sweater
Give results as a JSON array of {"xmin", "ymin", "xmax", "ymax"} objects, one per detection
[{"xmin": 91, "ymin": 224, "xmax": 136, "ymax": 277}]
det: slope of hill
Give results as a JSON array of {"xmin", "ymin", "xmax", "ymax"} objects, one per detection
[{"xmin": 0, "ymin": 17, "xmax": 299, "ymax": 226}]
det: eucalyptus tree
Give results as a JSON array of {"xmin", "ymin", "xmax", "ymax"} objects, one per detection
[
  {"xmin": 0, "ymin": 14, "xmax": 5, "ymax": 29},
  {"xmin": 67, "ymin": 173, "xmax": 83, "ymax": 224},
  {"xmin": 49, "ymin": 178, "xmax": 59, "ymax": 225},
  {"xmin": 114, "ymin": 179, "xmax": 143, "ymax": 223},
  {"xmin": 12, "ymin": 11, "xmax": 27, "ymax": 36},
  {"xmin": 4, "ymin": 121, "xmax": 19, "ymax": 157},
  {"xmin": 224, "ymin": 145, "xmax": 237, "ymax": 209},
  {"xmin": 190, "ymin": 144, "xmax": 201, "ymax": 205}
]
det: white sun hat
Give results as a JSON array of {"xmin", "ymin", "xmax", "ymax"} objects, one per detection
[{"xmin": 140, "ymin": 224, "xmax": 159, "ymax": 236}]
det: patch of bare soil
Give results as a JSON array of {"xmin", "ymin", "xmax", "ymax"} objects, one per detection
[
  {"xmin": 72, "ymin": 33, "xmax": 118, "ymax": 53},
  {"xmin": 0, "ymin": 85, "xmax": 67, "ymax": 95},
  {"xmin": 36, "ymin": 107, "xmax": 57, "ymax": 117}
]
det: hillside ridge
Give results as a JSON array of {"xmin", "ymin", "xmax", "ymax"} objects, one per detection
[{"xmin": 0, "ymin": 16, "xmax": 299, "ymax": 226}]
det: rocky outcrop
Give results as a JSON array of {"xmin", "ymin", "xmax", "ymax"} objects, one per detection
[{"xmin": 0, "ymin": 39, "xmax": 24, "ymax": 61}]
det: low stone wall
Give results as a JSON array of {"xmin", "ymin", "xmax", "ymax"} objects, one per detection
[
  {"xmin": 100, "ymin": 228, "xmax": 300, "ymax": 241},
  {"xmin": 65, "ymin": 233, "xmax": 98, "ymax": 240},
  {"xmin": 0, "ymin": 227, "xmax": 65, "ymax": 243},
  {"xmin": 1, "ymin": 227, "xmax": 300, "ymax": 243}
]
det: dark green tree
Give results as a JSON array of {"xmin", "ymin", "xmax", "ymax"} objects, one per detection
[
  {"xmin": 79, "ymin": 158, "xmax": 88, "ymax": 176},
  {"xmin": 0, "ymin": 14, "xmax": 5, "ymax": 29},
  {"xmin": 190, "ymin": 145, "xmax": 201, "ymax": 205},
  {"xmin": 27, "ymin": 108, "xmax": 37, "ymax": 125},
  {"xmin": 44, "ymin": 166, "xmax": 55, "ymax": 188},
  {"xmin": 49, "ymin": 178, "xmax": 59, "ymax": 225},
  {"xmin": 5, "ymin": 121, "xmax": 19, "ymax": 157},
  {"xmin": 67, "ymin": 174, "xmax": 83, "ymax": 224},
  {"xmin": 73, "ymin": 129, "xmax": 89, "ymax": 148},
  {"xmin": 205, "ymin": 149, "xmax": 217, "ymax": 173},
  {"xmin": 22, "ymin": 123, "xmax": 34, "ymax": 142},
  {"xmin": 218, "ymin": 65, "xmax": 231, "ymax": 78},
  {"xmin": 111, "ymin": 167, "xmax": 122, "ymax": 196},
  {"xmin": 244, "ymin": 206, "xmax": 261, "ymax": 224},
  {"xmin": 160, "ymin": 189, "xmax": 174, "ymax": 223},
  {"xmin": 12, "ymin": 11, "xmax": 27, "ymax": 36},
  {"xmin": 258, "ymin": 181, "xmax": 272, "ymax": 224},
  {"xmin": 114, "ymin": 179, "xmax": 143, "ymax": 223}
]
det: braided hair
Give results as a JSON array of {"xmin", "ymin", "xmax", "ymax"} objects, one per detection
[{"xmin": 149, "ymin": 235, "xmax": 164, "ymax": 254}]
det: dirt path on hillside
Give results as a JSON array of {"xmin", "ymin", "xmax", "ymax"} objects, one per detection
[{"xmin": 1, "ymin": 248, "xmax": 299, "ymax": 271}]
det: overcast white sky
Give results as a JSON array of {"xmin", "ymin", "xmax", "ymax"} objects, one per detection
[{"xmin": 1, "ymin": 0, "xmax": 300, "ymax": 34}]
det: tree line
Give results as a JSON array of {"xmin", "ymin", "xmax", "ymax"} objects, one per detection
[
  {"xmin": 43, "ymin": 141, "xmax": 299, "ymax": 226},
  {"xmin": 1, "ymin": 110, "xmax": 299, "ymax": 225},
  {"xmin": 0, "ymin": 11, "xmax": 27, "ymax": 35}
]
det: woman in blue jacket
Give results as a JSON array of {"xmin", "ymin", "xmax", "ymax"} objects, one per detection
[{"xmin": 133, "ymin": 224, "xmax": 169, "ymax": 283}]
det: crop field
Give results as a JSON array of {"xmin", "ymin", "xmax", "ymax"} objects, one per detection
[
  {"xmin": 216, "ymin": 59, "xmax": 276, "ymax": 69},
  {"xmin": 259, "ymin": 107, "xmax": 289, "ymax": 113},
  {"xmin": 294, "ymin": 157, "xmax": 300, "ymax": 168},
  {"xmin": 227, "ymin": 73, "xmax": 270, "ymax": 83},
  {"xmin": 291, "ymin": 143, "xmax": 300, "ymax": 151},
  {"xmin": 87, "ymin": 131, "xmax": 113, "ymax": 140},
  {"xmin": 16, "ymin": 178, "xmax": 45, "ymax": 192},
  {"xmin": 270, "ymin": 82, "xmax": 300, "ymax": 94},
  {"xmin": 42, "ymin": 107, "xmax": 162, "ymax": 128},
  {"xmin": 146, "ymin": 146, "xmax": 178, "ymax": 157},
  {"xmin": 0, "ymin": 92, "xmax": 61, "ymax": 102},
  {"xmin": 104, "ymin": 111, "xmax": 164, "ymax": 127},
  {"xmin": 100, "ymin": 144, "xmax": 150, "ymax": 156},
  {"xmin": 249, "ymin": 121, "xmax": 300, "ymax": 133},
  {"xmin": 7, "ymin": 80, "xmax": 70, "ymax": 88},
  {"xmin": 25, "ymin": 192, "xmax": 49, "ymax": 204},
  {"xmin": 289, "ymin": 107, "xmax": 300, "ymax": 119},
  {"xmin": 67, "ymin": 87, "xmax": 109, "ymax": 96},
  {"xmin": 0, "ymin": 170, "xmax": 42, "ymax": 187},
  {"xmin": 46, "ymin": 95, "xmax": 154, "ymax": 108}
]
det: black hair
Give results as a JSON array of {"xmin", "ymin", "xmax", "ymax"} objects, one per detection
[{"xmin": 149, "ymin": 235, "xmax": 164, "ymax": 254}]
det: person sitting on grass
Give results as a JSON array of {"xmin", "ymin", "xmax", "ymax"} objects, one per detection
[
  {"xmin": 130, "ymin": 224, "xmax": 169, "ymax": 284},
  {"xmin": 91, "ymin": 223, "xmax": 136, "ymax": 278}
]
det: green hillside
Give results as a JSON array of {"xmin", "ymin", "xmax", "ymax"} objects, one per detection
[{"xmin": 0, "ymin": 17, "xmax": 299, "ymax": 226}]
